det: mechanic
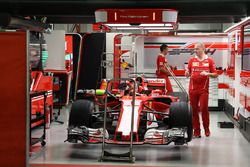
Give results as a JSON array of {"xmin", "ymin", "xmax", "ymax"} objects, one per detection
[
  {"xmin": 185, "ymin": 42, "xmax": 218, "ymax": 138},
  {"xmin": 156, "ymin": 44, "xmax": 173, "ymax": 94}
]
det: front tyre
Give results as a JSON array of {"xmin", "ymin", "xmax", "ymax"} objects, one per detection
[
  {"xmin": 169, "ymin": 101, "xmax": 193, "ymax": 142},
  {"xmin": 68, "ymin": 100, "xmax": 94, "ymax": 128}
]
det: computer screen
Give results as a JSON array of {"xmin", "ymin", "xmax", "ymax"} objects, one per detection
[
  {"xmin": 242, "ymin": 25, "xmax": 250, "ymax": 71},
  {"xmin": 29, "ymin": 33, "xmax": 47, "ymax": 70}
]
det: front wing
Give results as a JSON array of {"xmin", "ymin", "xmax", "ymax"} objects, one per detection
[{"xmin": 65, "ymin": 126, "xmax": 188, "ymax": 145}]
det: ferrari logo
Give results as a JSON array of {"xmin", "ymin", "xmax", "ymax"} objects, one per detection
[
  {"xmin": 202, "ymin": 63, "xmax": 209, "ymax": 67},
  {"xmin": 192, "ymin": 62, "xmax": 199, "ymax": 66}
]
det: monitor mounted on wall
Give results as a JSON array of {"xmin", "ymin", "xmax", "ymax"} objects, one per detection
[{"xmin": 242, "ymin": 24, "xmax": 250, "ymax": 71}]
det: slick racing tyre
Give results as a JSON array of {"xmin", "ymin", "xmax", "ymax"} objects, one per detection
[
  {"xmin": 169, "ymin": 92, "xmax": 189, "ymax": 102},
  {"xmin": 68, "ymin": 100, "xmax": 94, "ymax": 128},
  {"xmin": 169, "ymin": 101, "xmax": 193, "ymax": 142}
]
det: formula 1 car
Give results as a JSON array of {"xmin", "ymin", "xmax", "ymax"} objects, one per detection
[{"xmin": 65, "ymin": 74, "xmax": 192, "ymax": 162}]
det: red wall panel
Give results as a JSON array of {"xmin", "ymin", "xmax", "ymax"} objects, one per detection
[{"xmin": 0, "ymin": 32, "xmax": 27, "ymax": 167}]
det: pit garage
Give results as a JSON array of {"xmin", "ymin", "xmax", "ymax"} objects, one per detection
[{"xmin": 0, "ymin": 1, "xmax": 250, "ymax": 167}]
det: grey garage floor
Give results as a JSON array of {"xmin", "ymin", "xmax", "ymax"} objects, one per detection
[{"xmin": 29, "ymin": 106, "xmax": 250, "ymax": 167}]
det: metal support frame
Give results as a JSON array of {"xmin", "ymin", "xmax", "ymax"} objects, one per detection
[{"xmin": 99, "ymin": 78, "xmax": 136, "ymax": 163}]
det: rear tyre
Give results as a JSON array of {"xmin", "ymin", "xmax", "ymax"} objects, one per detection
[
  {"xmin": 169, "ymin": 101, "xmax": 193, "ymax": 142},
  {"xmin": 68, "ymin": 100, "xmax": 94, "ymax": 127}
]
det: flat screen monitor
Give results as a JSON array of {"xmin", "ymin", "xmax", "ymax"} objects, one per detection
[
  {"xmin": 242, "ymin": 25, "xmax": 250, "ymax": 71},
  {"xmin": 29, "ymin": 33, "xmax": 47, "ymax": 70},
  {"xmin": 29, "ymin": 43, "xmax": 41, "ymax": 69}
]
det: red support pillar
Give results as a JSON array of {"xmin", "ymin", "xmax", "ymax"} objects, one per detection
[{"xmin": 0, "ymin": 32, "xmax": 28, "ymax": 167}]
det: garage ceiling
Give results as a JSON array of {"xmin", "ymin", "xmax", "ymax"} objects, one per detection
[{"xmin": 0, "ymin": 0, "xmax": 249, "ymax": 24}]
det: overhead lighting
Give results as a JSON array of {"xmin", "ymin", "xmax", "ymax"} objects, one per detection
[
  {"xmin": 115, "ymin": 27, "xmax": 141, "ymax": 30},
  {"xmin": 105, "ymin": 23, "xmax": 172, "ymax": 27},
  {"xmin": 106, "ymin": 24, "xmax": 132, "ymax": 27},
  {"xmin": 144, "ymin": 27, "xmax": 173, "ymax": 30},
  {"xmin": 141, "ymin": 24, "xmax": 172, "ymax": 27},
  {"xmin": 148, "ymin": 30, "xmax": 170, "ymax": 33},
  {"xmin": 105, "ymin": 24, "xmax": 174, "ymax": 31},
  {"xmin": 113, "ymin": 26, "xmax": 173, "ymax": 30}
]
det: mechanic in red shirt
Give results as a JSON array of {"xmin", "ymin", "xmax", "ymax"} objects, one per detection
[
  {"xmin": 185, "ymin": 42, "xmax": 218, "ymax": 138},
  {"xmin": 156, "ymin": 44, "xmax": 173, "ymax": 94}
]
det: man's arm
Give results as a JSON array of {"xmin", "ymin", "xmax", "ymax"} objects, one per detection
[
  {"xmin": 185, "ymin": 59, "xmax": 192, "ymax": 78},
  {"xmin": 160, "ymin": 64, "xmax": 171, "ymax": 75},
  {"xmin": 207, "ymin": 58, "xmax": 218, "ymax": 78},
  {"xmin": 185, "ymin": 70, "xmax": 190, "ymax": 77},
  {"xmin": 200, "ymin": 71, "xmax": 218, "ymax": 78},
  {"xmin": 209, "ymin": 73, "xmax": 218, "ymax": 78}
]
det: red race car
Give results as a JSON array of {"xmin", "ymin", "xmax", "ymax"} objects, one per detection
[{"xmin": 65, "ymin": 75, "xmax": 192, "ymax": 162}]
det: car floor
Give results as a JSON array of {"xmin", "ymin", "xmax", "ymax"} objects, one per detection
[{"xmin": 29, "ymin": 105, "xmax": 250, "ymax": 167}]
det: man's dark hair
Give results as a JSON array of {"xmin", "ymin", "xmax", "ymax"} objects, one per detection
[{"xmin": 160, "ymin": 44, "xmax": 168, "ymax": 52}]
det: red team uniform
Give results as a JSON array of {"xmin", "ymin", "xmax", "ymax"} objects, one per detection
[
  {"xmin": 187, "ymin": 55, "xmax": 217, "ymax": 133},
  {"xmin": 156, "ymin": 54, "xmax": 173, "ymax": 94}
]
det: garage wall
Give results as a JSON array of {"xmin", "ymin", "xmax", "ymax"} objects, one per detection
[{"xmin": 0, "ymin": 32, "xmax": 28, "ymax": 167}]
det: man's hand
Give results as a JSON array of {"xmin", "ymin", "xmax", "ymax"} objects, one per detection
[
  {"xmin": 200, "ymin": 71, "xmax": 209, "ymax": 76},
  {"xmin": 185, "ymin": 70, "xmax": 190, "ymax": 77}
]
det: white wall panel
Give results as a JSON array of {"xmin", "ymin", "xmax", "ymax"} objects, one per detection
[{"xmin": 44, "ymin": 30, "xmax": 65, "ymax": 70}]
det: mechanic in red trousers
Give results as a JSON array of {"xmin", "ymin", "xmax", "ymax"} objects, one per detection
[
  {"xmin": 156, "ymin": 44, "xmax": 173, "ymax": 94},
  {"xmin": 185, "ymin": 42, "xmax": 218, "ymax": 138}
]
